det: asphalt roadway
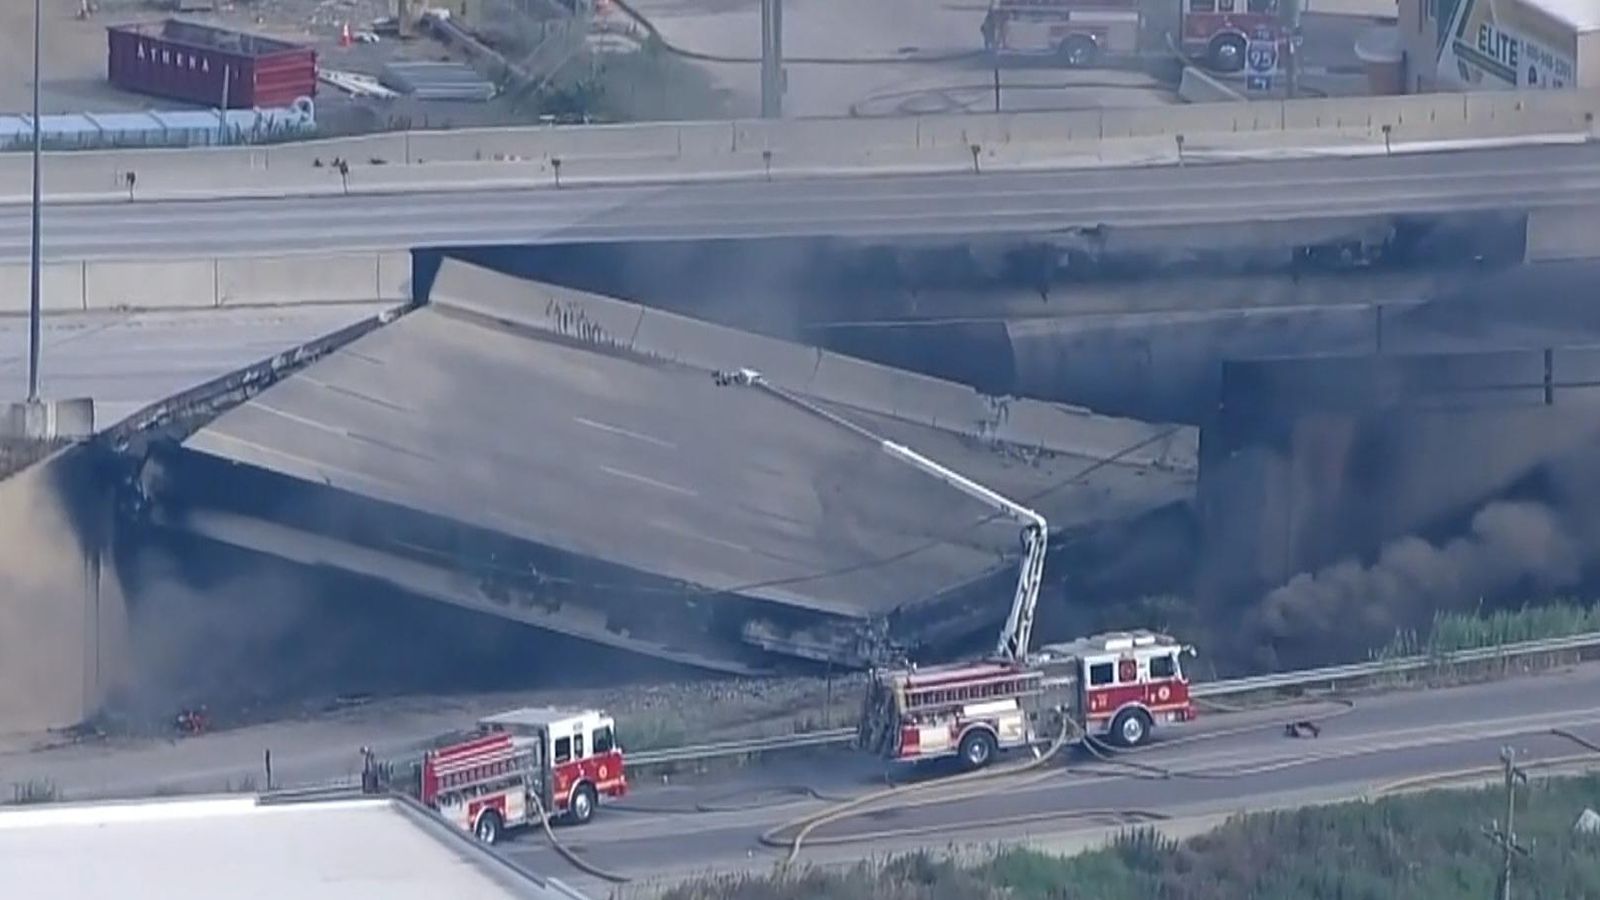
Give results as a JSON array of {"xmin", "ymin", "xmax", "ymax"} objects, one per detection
[
  {"xmin": 4, "ymin": 143, "xmax": 1600, "ymax": 261},
  {"xmin": 500, "ymin": 665, "xmax": 1600, "ymax": 896},
  {"xmin": 10, "ymin": 666, "xmax": 1600, "ymax": 895},
  {"xmin": 0, "ymin": 304, "xmax": 393, "ymax": 427}
]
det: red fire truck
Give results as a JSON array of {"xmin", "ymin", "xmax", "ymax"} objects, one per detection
[
  {"xmin": 706, "ymin": 368, "xmax": 1198, "ymax": 773},
  {"xmin": 404, "ymin": 706, "xmax": 628, "ymax": 845},
  {"xmin": 846, "ymin": 418, "xmax": 1197, "ymax": 769},
  {"xmin": 858, "ymin": 630, "xmax": 1195, "ymax": 768},
  {"xmin": 980, "ymin": 0, "xmax": 1284, "ymax": 73}
]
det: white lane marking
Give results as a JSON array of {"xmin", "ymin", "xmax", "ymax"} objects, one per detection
[
  {"xmin": 575, "ymin": 416, "xmax": 676, "ymax": 449},
  {"xmin": 648, "ymin": 519, "xmax": 751, "ymax": 553},
  {"xmin": 599, "ymin": 465, "xmax": 697, "ymax": 498},
  {"xmin": 255, "ymin": 402, "xmax": 348, "ymax": 436}
]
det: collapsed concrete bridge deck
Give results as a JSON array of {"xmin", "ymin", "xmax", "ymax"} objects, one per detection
[{"xmin": 133, "ymin": 260, "xmax": 1197, "ymax": 672}]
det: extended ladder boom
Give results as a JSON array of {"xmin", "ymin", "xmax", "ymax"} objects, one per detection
[{"xmin": 714, "ymin": 368, "xmax": 1049, "ymax": 662}]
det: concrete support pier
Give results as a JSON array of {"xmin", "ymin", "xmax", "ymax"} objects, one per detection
[{"xmin": 0, "ymin": 398, "xmax": 94, "ymax": 440}]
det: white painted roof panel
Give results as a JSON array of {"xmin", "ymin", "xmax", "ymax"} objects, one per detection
[
  {"xmin": 0, "ymin": 794, "xmax": 588, "ymax": 900},
  {"xmin": 1527, "ymin": 0, "xmax": 1600, "ymax": 33}
]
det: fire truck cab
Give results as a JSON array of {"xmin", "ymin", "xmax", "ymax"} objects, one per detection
[
  {"xmin": 858, "ymin": 630, "xmax": 1194, "ymax": 769},
  {"xmin": 980, "ymin": 0, "xmax": 1285, "ymax": 73},
  {"xmin": 1031, "ymin": 629, "xmax": 1195, "ymax": 748},
  {"xmin": 981, "ymin": 0, "xmax": 1143, "ymax": 67},
  {"xmin": 417, "ymin": 706, "xmax": 627, "ymax": 845}
]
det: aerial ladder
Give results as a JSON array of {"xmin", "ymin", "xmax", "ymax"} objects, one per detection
[{"xmin": 712, "ymin": 368, "xmax": 1048, "ymax": 662}]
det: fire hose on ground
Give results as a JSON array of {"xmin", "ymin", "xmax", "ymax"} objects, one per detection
[
  {"xmin": 757, "ymin": 696, "xmax": 1363, "ymax": 868},
  {"xmin": 525, "ymin": 697, "xmax": 1357, "ymax": 881},
  {"xmin": 526, "ymin": 699, "xmax": 1600, "ymax": 883},
  {"xmin": 526, "ymin": 789, "xmax": 633, "ymax": 885},
  {"xmin": 761, "ymin": 712, "xmax": 1088, "ymax": 866}
]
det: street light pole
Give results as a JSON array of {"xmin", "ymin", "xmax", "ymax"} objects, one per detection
[{"xmin": 27, "ymin": 0, "xmax": 44, "ymax": 403}]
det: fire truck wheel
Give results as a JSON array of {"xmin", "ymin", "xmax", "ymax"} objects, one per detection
[
  {"xmin": 567, "ymin": 783, "xmax": 598, "ymax": 826},
  {"xmin": 1111, "ymin": 708, "xmax": 1152, "ymax": 748},
  {"xmin": 474, "ymin": 810, "xmax": 503, "ymax": 845},
  {"xmin": 1206, "ymin": 34, "xmax": 1247, "ymax": 73},
  {"xmin": 1058, "ymin": 35, "xmax": 1099, "ymax": 69},
  {"xmin": 958, "ymin": 729, "xmax": 998, "ymax": 770}
]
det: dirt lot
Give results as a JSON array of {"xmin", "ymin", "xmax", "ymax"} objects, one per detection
[
  {"xmin": 0, "ymin": 0, "xmax": 1177, "ymax": 122},
  {"xmin": 0, "ymin": 0, "xmax": 431, "ymax": 117}
]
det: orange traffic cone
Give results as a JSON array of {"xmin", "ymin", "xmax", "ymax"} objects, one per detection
[{"xmin": 339, "ymin": 22, "xmax": 353, "ymax": 47}]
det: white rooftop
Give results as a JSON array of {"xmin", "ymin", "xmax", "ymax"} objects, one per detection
[
  {"xmin": 1528, "ymin": 0, "xmax": 1600, "ymax": 32},
  {"xmin": 481, "ymin": 706, "xmax": 604, "ymax": 730},
  {"xmin": 0, "ymin": 794, "xmax": 588, "ymax": 900}
]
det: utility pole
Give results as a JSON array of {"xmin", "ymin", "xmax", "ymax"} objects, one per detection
[
  {"xmin": 1482, "ymin": 745, "xmax": 1531, "ymax": 900},
  {"xmin": 759, "ymin": 0, "xmax": 784, "ymax": 118},
  {"xmin": 1283, "ymin": 0, "xmax": 1303, "ymax": 100},
  {"xmin": 27, "ymin": 0, "xmax": 43, "ymax": 403}
]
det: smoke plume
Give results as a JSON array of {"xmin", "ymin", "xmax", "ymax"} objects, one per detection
[{"xmin": 1244, "ymin": 498, "xmax": 1591, "ymax": 669}]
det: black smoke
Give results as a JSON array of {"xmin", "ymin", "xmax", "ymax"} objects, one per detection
[{"xmin": 1239, "ymin": 448, "xmax": 1600, "ymax": 670}]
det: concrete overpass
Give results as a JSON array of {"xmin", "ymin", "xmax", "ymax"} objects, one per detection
[
  {"xmin": 2, "ymin": 143, "xmax": 1600, "ymax": 261},
  {"xmin": 4, "ymin": 91, "xmax": 1600, "ymax": 736}
]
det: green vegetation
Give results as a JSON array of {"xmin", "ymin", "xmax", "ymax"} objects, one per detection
[
  {"xmin": 529, "ymin": 44, "xmax": 735, "ymax": 124},
  {"xmin": 9, "ymin": 778, "xmax": 59, "ymax": 805},
  {"xmin": 663, "ymin": 775, "xmax": 1600, "ymax": 900},
  {"xmin": 619, "ymin": 713, "xmax": 690, "ymax": 754},
  {"xmin": 1376, "ymin": 599, "xmax": 1600, "ymax": 662}
]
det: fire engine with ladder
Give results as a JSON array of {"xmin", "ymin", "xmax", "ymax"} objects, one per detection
[
  {"xmin": 850, "ymin": 428, "xmax": 1196, "ymax": 768},
  {"xmin": 979, "ymin": 0, "xmax": 1287, "ymax": 74},
  {"xmin": 377, "ymin": 706, "xmax": 628, "ymax": 845},
  {"xmin": 711, "ymin": 367, "xmax": 1196, "ymax": 772}
]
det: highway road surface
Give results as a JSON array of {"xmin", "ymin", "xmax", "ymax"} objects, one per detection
[
  {"xmin": 10, "ymin": 664, "xmax": 1600, "ymax": 895},
  {"xmin": 498, "ymin": 665, "xmax": 1600, "ymax": 896},
  {"xmin": 4, "ymin": 143, "xmax": 1600, "ymax": 261},
  {"xmin": 0, "ymin": 305, "xmax": 395, "ymax": 428}
]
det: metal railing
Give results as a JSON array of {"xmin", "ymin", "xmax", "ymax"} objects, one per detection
[
  {"xmin": 1191, "ymin": 629, "xmax": 1600, "ymax": 698},
  {"xmin": 250, "ymin": 631, "xmax": 1600, "ymax": 798},
  {"xmin": 627, "ymin": 728, "xmax": 858, "ymax": 767},
  {"xmin": 624, "ymin": 630, "xmax": 1600, "ymax": 766}
]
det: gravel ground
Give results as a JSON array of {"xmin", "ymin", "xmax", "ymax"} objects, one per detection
[
  {"xmin": 618, "ymin": 0, "xmax": 1181, "ymax": 116},
  {"xmin": 0, "ymin": 0, "xmax": 508, "ymax": 128},
  {"xmin": 0, "ymin": 671, "xmax": 866, "ymax": 801}
]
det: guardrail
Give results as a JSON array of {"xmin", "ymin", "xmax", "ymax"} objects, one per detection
[
  {"xmin": 624, "ymin": 631, "xmax": 1600, "ymax": 765},
  {"xmin": 0, "ymin": 251, "xmax": 413, "ymax": 313},
  {"xmin": 627, "ymin": 728, "xmax": 859, "ymax": 767},
  {"xmin": 1192, "ymin": 629, "xmax": 1600, "ymax": 698},
  {"xmin": 245, "ymin": 632, "xmax": 1600, "ymax": 802}
]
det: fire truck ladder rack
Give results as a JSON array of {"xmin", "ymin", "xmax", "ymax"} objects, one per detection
[{"xmin": 712, "ymin": 368, "xmax": 1048, "ymax": 662}]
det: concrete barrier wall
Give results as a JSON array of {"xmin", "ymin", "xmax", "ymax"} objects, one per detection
[
  {"xmin": 10, "ymin": 87, "xmax": 1597, "ymax": 197},
  {"xmin": 1526, "ymin": 204, "xmax": 1600, "ymax": 262},
  {"xmin": 1177, "ymin": 67, "xmax": 1247, "ymax": 104},
  {"xmin": 0, "ymin": 251, "xmax": 411, "ymax": 313}
]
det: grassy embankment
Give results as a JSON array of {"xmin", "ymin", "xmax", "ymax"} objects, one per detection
[{"xmin": 663, "ymin": 775, "xmax": 1600, "ymax": 900}]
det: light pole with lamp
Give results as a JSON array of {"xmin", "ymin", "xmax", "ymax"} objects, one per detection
[
  {"xmin": 28, "ymin": 0, "xmax": 43, "ymax": 404},
  {"xmin": 11, "ymin": 0, "xmax": 94, "ymax": 440}
]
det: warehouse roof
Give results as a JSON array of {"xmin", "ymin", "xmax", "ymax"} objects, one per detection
[
  {"xmin": 1528, "ymin": 0, "xmax": 1600, "ymax": 32},
  {"xmin": 0, "ymin": 794, "xmax": 588, "ymax": 900},
  {"xmin": 181, "ymin": 262, "xmax": 1194, "ymax": 621}
]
